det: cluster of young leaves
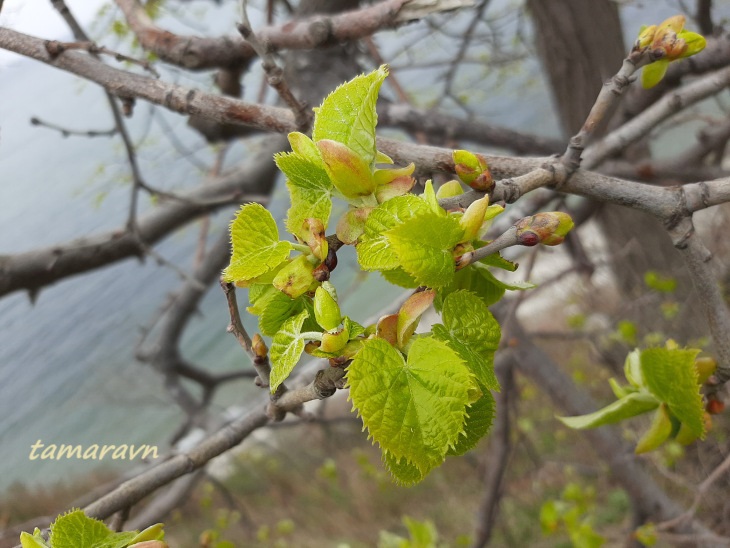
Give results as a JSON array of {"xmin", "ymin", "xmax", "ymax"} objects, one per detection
[
  {"xmin": 20, "ymin": 510, "xmax": 166, "ymax": 548},
  {"xmin": 558, "ymin": 343, "xmax": 714, "ymax": 454},
  {"xmin": 222, "ymin": 66, "xmax": 570, "ymax": 483},
  {"xmin": 635, "ymin": 15, "xmax": 706, "ymax": 89}
]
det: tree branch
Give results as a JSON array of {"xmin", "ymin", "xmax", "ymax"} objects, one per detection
[{"xmin": 114, "ymin": 0, "xmax": 415, "ymax": 70}]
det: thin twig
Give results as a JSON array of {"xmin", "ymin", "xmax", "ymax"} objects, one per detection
[
  {"xmin": 29, "ymin": 116, "xmax": 116, "ymax": 137},
  {"xmin": 44, "ymin": 39, "xmax": 159, "ymax": 77},
  {"xmin": 237, "ymin": 0, "xmax": 310, "ymax": 131}
]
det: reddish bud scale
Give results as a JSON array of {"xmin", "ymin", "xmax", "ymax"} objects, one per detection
[
  {"xmin": 706, "ymin": 399, "xmax": 725, "ymax": 415},
  {"xmin": 324, "ymin": 248, "xmax": 338, "ymax": 272},
  {"xmin": 518, "ymin": 232, "xmax": 540, "ymax": 247},
  {"xmin": 313, "ymin": 263, "xmax": 330, "ymax": 282}
]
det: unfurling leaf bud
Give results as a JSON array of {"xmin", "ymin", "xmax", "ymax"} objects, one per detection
[
  {"xmin": 396, "ymin": 289, "xmax": 436, "ymax": 348},
  {"xmin": 375, "ymin": 314, "xmax": 398, "ymax": 346},
  {"xmin": 129, "ymin": 542, "xmax": 168, "ymax": 548},
  {"xmin": 695, "ymin": 356, "xmax": 717, "ymax": 385},
  {"xmin": 314, "ymin": 285, "xmax": 342, "ymax": 332},
  {"xmin": 273, "ymin": 255, "xmax": 316, "ymax": 298},
  {"xmin": 635, "ymin": 403, "xmax": 673, "ymax": 454},
  {"xmin": 374, "ymin": 163, "xmax": 416, "ymax": 203},
  {"xmin": 336, "ymin": 206, "xmax": 373, "ymax": 244},
  {"xmin": 252, "ymin": 333, "xmax": 268, "ymax": 358},
  {"xmin": 317, "ymin": 139, "xmax": 375, "ymax": 200},
  {"xmin": 288, "ymin": 131, "xmax": 322, "ymax": 164},
  {"xmin": 19, "ymin": 531, "xmax": 49, "ymax": 548},
  {"xmin": 453, "ymin": 149, "xmax": 487, "ymax": 182},
  {"xmin": 459, "ymin": 196, "xmax": 490, "ymax": 242},
  {"xmin": 514, "ymin": 212, "xmax": 574, "ymax": 247},
  {"xmin": 436, "ymin": 180, "xmax": 464, "ymax": 200},
  {"xmin": 639, "ymin": 16, "xmax": 706, "ymax": 89},
  {"xmin": 635, "ymin": 25, "xmax": 657, "ymax": 50},
  {"xmin": 321, "ymin": 328, "xmax": 349, "ymax": 353},
  {"xmin": 301, "ymin": 218, "xmax": 328, "ymax": 261}
]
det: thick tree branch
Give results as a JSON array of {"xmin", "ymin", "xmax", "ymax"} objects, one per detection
[
  {"xmin": 0, "ymin": 28, "xmax": 298, "ymax": 134},
  {"xmin": 114, "ymin": 0, "xmax": 414, "ymax": 70},
  {"xmin": 378, "ymin": 103, "xmax": 563, "ymax": 155},
  {"xmin": 82, "ymin": 409, "xmax": 270, "ymax": 519}
]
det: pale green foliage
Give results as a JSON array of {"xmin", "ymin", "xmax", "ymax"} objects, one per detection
[
  {"xmin": 357, "ymin": 194, "xmax": 429, "ymax": 270},
  {"xmin": 220, "ymin": 66, "xmax": 571, "ymax": 485},
  {"xmin": 640, "ymin": 347, "xmax": 703, "ymax": 437},
  {"xmin": 312, "ymin": 65, "xmax": 388, "ymax": 165},
  {"xmin": 386, "ymin": 211, "xmax": 464, "ymax": 287},
  {"xmin": 222, "ymin": 203, "xmax": 291, "ymax": 283},
  {"xmin": 347, "ymin": 337, "xmax": 476, "ymax": 478},
  {"xmin": 378, "ymin": 516, "xmax": 441, "ymax": 548},
  {"xmin": 559, "ymin": 345, "xmax": 706, "ymax": 452},
  {"xmin": 275, "ymin": 150, "xmax": 332, "ymax": 239},
  {"xmin": 432, "ymin": 290, "xmax": 501, "ymax": 391},
  {"xmin": 269, "ymin": 310, "xmax": 310, "ymax": 392},
  {"xmin": 21, "ymin": 509, "xmax": 163, "ymax": 548}
]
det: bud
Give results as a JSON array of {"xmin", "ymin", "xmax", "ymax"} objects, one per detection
[
  {"xmin": 273, "ymin": 255, "xmax": 316, "ymax": 298},
  {"xmin": 19, "ymin": 531, "xmax": 49, "ymax": 548},
  {"xmin": 128, "ymin": 522, "xmax": 166, "ymax": 545},
  {"xmin": 317, "ymin": 139, "xmax": 375, "ymax": 200},
  {"xmin": 436, "ymin": 180, "xmax": 464, "ymax": 200},
  {"xmin": 288, "ymin": 131, "xmax": 321, "ymax": 164},
  {"xmin": 252, "ymin": 333, "xmax": 268, "ymax": 358},
  {"xmin": 514, "ymin": 212, "xmax": 574, "ymax": 247},
  {"xmin": 375, "ymin": 176, "xmax": 416, "ymax": 204},
  {"xmin": 635, "ymin": 403, "xmax": 673, "ymax": 454},
  {"xmin": 301, "ymin": 218, "xmax": 328, "ymax": 261},
  {"xmin": 624, "ymin": 349, "xmax": 644, "ymax": 389},
  {"xmin": 706, "ymin": 398, "xmax": 725, "ymax": 415},
  {"xmin": 336, "ymin": 206, "xmax": 373, "ymax": 244},
  {"xmin": 453, "ymin": 149, "xmax": 488, "ymax": 185},
  {"xmin": 375, "ymin": 314, "xmax": 398, "ymax": 346},
  {"xmin": 459, "ymin": 196, "xmax": 490, "ymax": 242},
  {"xmin": 129, "ymin": 542, "xmax": 168, "ymax": 548},
  {"xmin": 312, "ymin": 262, "xmax": 330, "ymax": 282},
  {"xmin": 314, "ymin": 285, "xmax": 342, "ymax": 332},
  {"xmin": 694, "ymin": 356, "xmax": 717, "ymax": 385},
  {"xmin": 635, "ymin": 25, "xmax": 657, "ymax": 50},
  {"xmin": 396, "ymin": 289, "xmax": 436, "ymax": 348},
  {"xmin": 320, "ymin": 327, "xmax": 349, "ymax": 353}
]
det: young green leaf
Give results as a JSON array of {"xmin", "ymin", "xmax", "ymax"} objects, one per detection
[
  {"xmin": 312, "ymin": 65, "xmax": 388, "ymax": 166},
  {"xmin": 431, "ymin": 290, "xmax": 501, "ymax": 391},
  {"xmin": 275, "ymin": 151, "xmax": 332, "ymax": 238},
  {"xmin": 381, "ymin": 267, "xmax": 420, "ymax": 289},
  {"xmin": 557, "ymin": 391, "xmax": 659, "ymax": 429},
  {"xmin": 396, "ymin": 289, "xmax": 436, "ymax": 348},
  {"xmin": 19, "ymin": 530, "xmax": 49, "ymax": 548},
  {"xmin": 635, "ymin": 403, "xmax": 673, "ymax": 454},
  {"xmin": 48, "ymin": 509, "xmax": 137, "ymax": 548},
  {"xmin": 382, "ymin": 452, "xmax": 424, "ymax": 486},
  {"xmin": 385, "ymin": 211, "xmax": 464, "ymax": 287},
  {"xmin": 270, "ymin": 310, "xmax": 311, "ymax": 392},
  {"xmin": 223, "ymin": 203, "xmax": 291, "ymax": 283},
  {"xmin": 640, "ymin": 347, "xmax": 705, "ymax": 438},
  {"xmin": 255, "ymin": 290, "xmax": 305, "ymax": 336},
  {"xmin": 447, "ymin": 391, "xmax": 496, "ymax": 456},
  {"xmin": 272, "ymin": 255, "xmax": 316, "ymax": 299},
  {"xmin": 357, "ymin": 194, "xmax": 429, "ymax": 271},
  {"xmin": 348, "ymin": 336, "xmax": 475, "ymax": 475}
]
